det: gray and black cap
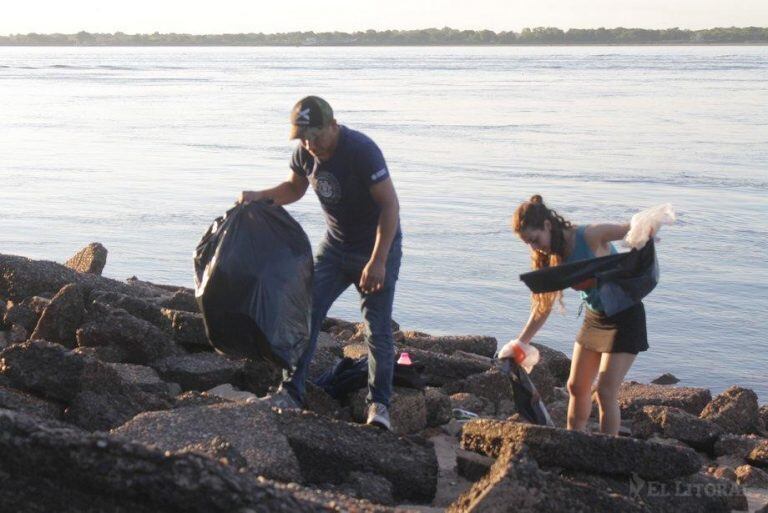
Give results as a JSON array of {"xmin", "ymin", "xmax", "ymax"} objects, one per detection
[{"xmin": 289, "ymin": 96, "xmax": 334, "ymax": 139}]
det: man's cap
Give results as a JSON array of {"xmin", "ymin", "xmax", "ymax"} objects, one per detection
[{"xmin": 289, "ymin": 96, "xmax": 334, "ymax": 139}]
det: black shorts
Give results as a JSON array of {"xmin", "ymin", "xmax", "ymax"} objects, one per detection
[{"xmin": 576, "ymin": 302, "xmax": 649, "ymax": 354}]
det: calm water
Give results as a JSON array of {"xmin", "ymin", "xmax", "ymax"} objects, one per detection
[{"xmin": 1, "ymin": 46, "xmax": 766, "ymax": 400}]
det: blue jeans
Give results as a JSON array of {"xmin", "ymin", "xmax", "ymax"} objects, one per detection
[{"xmin": 283, "ymin": 234, "xmax": 402, "ymax": 406}]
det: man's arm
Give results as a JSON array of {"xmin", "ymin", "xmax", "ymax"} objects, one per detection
[
  {"xmin": 359, "ymin": 177, "xmax": 400, "ymax": 293},
  {"xmin": 239, "ymin": 171, "xmax": 309, "ymax": 206}
]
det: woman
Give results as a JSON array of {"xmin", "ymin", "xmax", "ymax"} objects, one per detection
[{"xmin": 502, "ymin": 194, "xmax": 649, "ymax": 436}]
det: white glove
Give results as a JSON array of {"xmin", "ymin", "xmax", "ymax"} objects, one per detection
[
  {"xmin": 624, "ymin": 203, "xmax": 676, "ymax": 249},
  {"xmin": 498, "ymin": 339, "xmax": 540, "ymax": 372}
]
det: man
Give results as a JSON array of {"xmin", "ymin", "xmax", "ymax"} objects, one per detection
[{"xmin": 239, "ymin": 96, "xmax": 402, "ymax": 430}]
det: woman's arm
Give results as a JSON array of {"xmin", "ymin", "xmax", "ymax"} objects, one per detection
[
  {"xmin": 516, "ymin": 305, "xmax": 553, "ymax": 344},
  {"xmin": 584, "ymin": 223, "xmax": 630, "ymax": 254}
]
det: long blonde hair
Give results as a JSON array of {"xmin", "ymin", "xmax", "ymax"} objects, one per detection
[{"xmin": 511, "ymin": 194, "xmax": 573, "ymax": 315}]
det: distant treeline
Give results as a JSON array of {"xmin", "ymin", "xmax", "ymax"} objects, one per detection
[{"xmin": 2, "ymin": 27, "xmax": 767, "ymax": 46}]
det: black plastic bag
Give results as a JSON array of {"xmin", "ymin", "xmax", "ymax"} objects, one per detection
[
  {"xmin": 499, "ymin": 358, "xmax": 554, "ymax": 427},
  {"xmin": 194, "ymin": 202, "xmax": 313, "ymax": 370},
  {"xmin": 313, "ymin": 355, "xmax": 427, "ymax": 400},
  {"xmin": 519, "ymin": 240, "xmax": 658, "ymax": 316}
]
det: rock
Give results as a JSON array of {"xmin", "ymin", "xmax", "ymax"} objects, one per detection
[
  {"xmin": 8, "ymin": 324, "xmax": 28, "ymax": 344},
  {"xmin": 748, "ymin": 440, "xmax": 768, "ymax": 469},
  {"xmin": 159, "ymin": 308, "xmax": 210, "ymax": 349},
  {"xmin": 156, "ymin": 290, "xmax": 198, "ymax": 313},
  {"xmin": 560, "ymin": 469, "xmax": 743, "ymax": 513},
  {"xmin": 545, "ymin": 399, "xmax": 568, "ymax": 428},
  {"xmin": 205, "ymin": 383, "xmax": 257, "ymax": 402},
  {"xmin": 0, "ymin": 253, "xmax": 163, "ymax": 301},
  {"xmin": 0, "ymin": 385, "xmax": 63, "ymax": 420},
  {"xmin": 351, "ymin": 386, "xmax": 428, "ymax": 434},
  {"xmin": 632, "ymin": 405, "xmax": 723, "ymax": 452},
  {"xmin": 172, "ymin": 390, "xmax": 229, "ymax": 409},
  {"xmin": 275, "ymin": 408, "xmax": 438, "ymax": 503},
  {"xmin": 443, "ymin": 369, "xmax": 514, "ymax": 415},
  {"xmin": 700, "ymin": 386, "xmax": 763, "ymax": 435},
  {"xmin": 461, "ymin": 419, "xmax": 702, "ymax": 481},
  {"xmin": 304, "ymin": 382, "xmax": 350, "ymax": 420},
  {"xmin": 76, "ymin": 306, "xmax": 178, "ymax": 364},
  {"xmin": 90, "ymin": 290, "xmax": 165, "ymax": 325},
  {"xmin": 0, "ymin": 299, "xmax": 6, "ymax": 328},
  {"xmin": 651, "ymin": 373, "xmax": 680, "ymax": 385},
  {"xmin": 105, "ymin": 362, "xmax": 181, "ymax": 397},
  {"xmin": 758, "ymin": 503, "xmax": 768, "ymax": 513},
  {"xmin": 400, "ymin": 335, "xmax": 498, "ymax": 359},
  {"xmin": 714, "ymin": 433, "xmax": 766, "ymax": 458},
  {"xmin": 450, "ymin": 393, "xmax": 490, "ymax": 416},
  {"xmin": 455, "ymin": 448, "xmax": 494, "ymax": 481},
  {"xmin": 0, "ymin": 409, "xmax": 387, "ymax": 513},
  {"xmin": 64, "ymin": 242, "xmax": 108, "ymax": 275},
  {"xmin": 323, "ymin": 471, "xmax": 395, "ymax": 506},
  {"xmin": 530, "ymin": 342, "xmax": 571, "ymax": 386},
  {"xmin": 618, "ymin": 381, "xmax": 712, "ymax": 416},
  {"xmin": 3, "ymin": 300, "xmax": 39, "ymax": 331},
  {"xmin": 425, "ymin": 387, "xmax": 452, "ymax": 427},
  {"xmin": 447, "ymin": 444, "xmax": 647, "ymax": 513},
  {"xmin": 735, "ymin": 464, "xmax": 768, "ymax": 487},
  {"xmin": 712, "ymin": 466, "xmax": 738, "ymax": 481},
  {"xmin": 112, "ymin": 401, "xmax": 303, "ymax": 483},
  {"xmin": 67, "ymin": 355, "xmax": 173, "ymax": 431},
  {"xmin": 399, "ymin": 347, "xmax": 491, "ymax": 387},
  {"xmin": 240, "ymin": 358, "xmax": 282, "ymax": 396},
  {"xmin": 149, "ymin": 353, "xmax": 245, "ymax": 391},
  {"xmin": 176, "ymin": 435, "xmax": 249, "ymax": 470},
  {"xmin": 0, "ymin": 340, "xmax": 87, "ymax": 401},
  {"xmin": 29, "ymin": 283, "xmax": 86, "ymax": 348}
]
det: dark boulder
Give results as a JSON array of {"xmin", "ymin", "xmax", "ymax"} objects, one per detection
[
  {"xmin": 400, "ymin": 334, "xmax": 498, "ymax": 359},
  {"xmin": 461, "ymin": 419, "xmax": 702, "ymax": 481},
  {"xmin": 159, "ymin": 308, "xmax": 210, "ymax": 349},
  {"xmin": 275, "ymin": 408, "xmax": 438, "ymax": 503},
  {"xmin": 0, "ymin": 408, "xmax": 391, "ymax": 513},
  {"xmin": 700, "ymin": 386, "xmax": 763, "ymax": 435},
  {"xmin": 76, "ymin": 306, "xmax": 179, "ymax": 364},
  {"xmin": 447, "ymin": 445, "xmax": 648, "ymax": 513},
  {"xmin": 149, "ymin": 353, "xmax": 245, "ymax": 391},
  {"xmin": 112, "ymin": 401, "xmax": 303, "ymax": 483},
  {"xmin": 0, "ymin": 384, "xmax": 63, "ymax": 420},
  {"xmin": 64, "ymin": 243, "xmax": 108, "ymax": 275},
  {"xmin": 29, "ymin": 283, "xmax": 86, "ymax": 348},
  {"xmin": 632, "ymin": 405, "xmax": 723, "ymax": 452},
  {"xmin": 0, "ymin": 253, "xmax": 162, "ymax": 301},
  {"xmin": 618, "ymin": 381, "xmax": 712, "ymax": 416},
  {"xmin": 425, "ymin": 387, "xmax": 452, "ymax": 427}
]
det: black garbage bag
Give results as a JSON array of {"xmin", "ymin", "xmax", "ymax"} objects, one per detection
[
  {"xmin": 499, "ymin": 358, "xmax": 554, "ymax": 427},
  {"xmin": 194, "ymin": 201, "xmax": 313, "ymax": 370},
  {"xmin": 313, "ymin": 355, "xmax": 427, "ymax": 400},
  {"xmin": 519, "ymin": 240, "xmax": 658, "ymax": 316}
]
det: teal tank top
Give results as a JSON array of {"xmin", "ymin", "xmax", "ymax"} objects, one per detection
[{"xmin": 566, "ymin": 225, "xmax": 617, "ymax": 313}]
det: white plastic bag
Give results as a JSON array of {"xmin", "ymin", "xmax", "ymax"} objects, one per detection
[
  {"xmin": 498, "ymin": 339, "xmax": 540, "ymax": 373},
  {"xmin": 624, "ymin": 203, "xmax": 676, "ymax": 250}
]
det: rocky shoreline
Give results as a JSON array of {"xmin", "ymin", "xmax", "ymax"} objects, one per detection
[{"xmin": 1, "ymin": 245, "xmax": 767, "ymax": 512}]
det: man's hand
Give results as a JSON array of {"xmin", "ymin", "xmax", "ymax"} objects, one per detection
[
  {"xmin": 238, "ymin": 191, "xmax": 264, "ymax": 204},
  {"xmin": 359, "ymin": 258, "xmax": 386, "ymax": 294}
]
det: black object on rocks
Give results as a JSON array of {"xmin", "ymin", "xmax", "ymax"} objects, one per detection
[
  {"xmin": 519, "ymin": 240, "xmax": 658, "ymax": 316},
  {"xmin": 194, "ymin": 202, "xmax": 313, "ymax": 370},
  {"xmin": 499, "ymin": 358, "xmax": 554, "ymax": 427}
]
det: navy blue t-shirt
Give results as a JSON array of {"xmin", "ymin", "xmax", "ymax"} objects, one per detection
[{"xmin": 290, "ymin": 125, "xmax": 399, "ymax": 253}]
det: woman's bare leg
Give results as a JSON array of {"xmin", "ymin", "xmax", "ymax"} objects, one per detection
[
  {"xmin": 566, "ymin": 342, "xmax": 602, "ymax": 431},
  {"xmin": 595, "ymin": 352, "xmax": 636, "ymax": 436}
]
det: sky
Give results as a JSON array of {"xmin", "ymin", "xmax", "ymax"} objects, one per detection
[{"xmin": 2, "ymin": 0, "xmax": 767, "ymax": 35}]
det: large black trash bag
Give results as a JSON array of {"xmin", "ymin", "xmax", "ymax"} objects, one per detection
[
  {"xmin": 499, "ymin": 358, "xmax": 554, "ymax": 427},
  {"xmin": 194, "ymin": 201, "xmax": 313, "ymax": 370},
  {"xmin": 519, "ymin": 240, "xmax": 658, "ymax": 316}
]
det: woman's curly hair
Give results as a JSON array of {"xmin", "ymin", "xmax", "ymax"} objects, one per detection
[{"xmin": 511, "ymin": 195, "xmax": 573, "ymax": 314}]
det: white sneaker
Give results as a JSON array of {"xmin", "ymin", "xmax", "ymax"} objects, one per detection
[{"xmin": 366, "ymin": 402, "xmax": 392, "ymax": 431}]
